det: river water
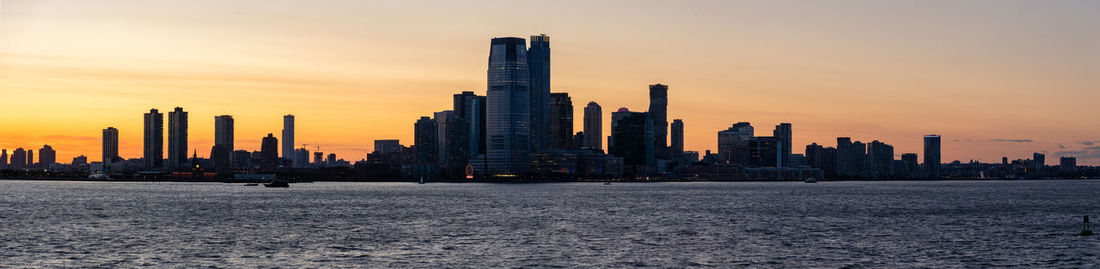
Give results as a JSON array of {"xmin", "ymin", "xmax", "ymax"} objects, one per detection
[{"xmin": 0, "ymin": 180, "xmax": 1097, "ymax": 268}]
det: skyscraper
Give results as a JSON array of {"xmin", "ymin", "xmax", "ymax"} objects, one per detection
[
  {"xmin": 923, "ymin": 134, "xmax": 941, "ymax": 179},
  {"xmin": 773, "ymin": 123, "xmax": 792, "ymax": 168},
  {"xmin": 26, "ymin": 150, "xmax": 33, "ymax": 168},
  {"xmin": 0, "ymin": 149, "xmax": 7, "ymax": 170},
  {"xmin": 548, "ymin": 92, "xmax": 573, "ymax": 150},
  {"xmin": 143, "ymin": 108, "xmax": 163, "ymax": 170},
  {"xmin": 374, "ymin": 140, "xmax": 402, "ymax": 154},
  {"xmin": 434, "ymin": 110, "xmax": 454, "ymax": 165},
  {"xmin": 11, "ymin": 148, "xmax": 26, "ymax": 170},
  {"xmin": 167, "ymin": 107, "xmax": 188, "ymax": 170},
  {"xmin": 648, "ymin": 84, "xmax": 668, "ymax": 159},
  {"xmin": 38, "ymin": 145, "xmax": 56, "ymax": 167},
  {"xmin": 610, "ymin": 109, "xmax": 654, "ymax": 172},
  {"xmin": 454, "ymin": 91, "xmax": 487, "ymax": 157},
  {"xmin": 583, "ymin": 102, "xmax": 603, "ymax": 150},
  {"xmin": 102, "ymin": 127, "xmax": 119, "ymax": 171},
  {"xmin": 282, "ymin": 114, "xmax": 295, "ymax": 166},
  {"xmin": 528, "ymin": 34, "xmax": 551, "ymax": 152},
  {"xmin": 671, "ymin": 119, "xmax": 684, "ymax": 162},
  {"xmin": 487, "ymin": 37, "xmax": 531, "ymax": 174},
  {"xmin": 260, "ymin": 133, "xmax": 278, "ymax": 172},
  {"xmin": 415, "ymin": 116, "xmax": 438, "ymax": 167},
  {"xmin": 215, "ymin": 115, "xmax": 234, "ymax": 154},
  {"xmin": 867, "ymin": 140, "xmax": 894, "ymax": 179},
  {"xmin": 718, "ymin": 122, "xmax": 754, "ymax": 165}
]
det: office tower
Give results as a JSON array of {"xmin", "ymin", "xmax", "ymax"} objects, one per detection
[
  {"xmin": 572, "ymin": 132, "xmax": 585, "ymax": 150},
  {"xmin": 583, "ymin": 102, "xmax": 603, "ymax": 150},
  {"xmin": 610, "ymin": 109, "xmax": 654, "ymax": 167},
  {"xmin": 901, "ymin": 153, "xmax": 919, "ymax": 178},
  {"xmin": 374, "ymin": 140, "xmax": 402, "ymax": 154},
  {"xmin": 718, "ymin": 122, "xmax": 754, "ymax": 164},
  {"xmin": 836, "ymin": 137, "xmax": 853, "ymax": 176},
  {"xmin": 434, "ymin": 111, "xmax": 455, "ymax": 165},
  {"xmin": 215, "ymin": 115, "xmax": 234, "ymax": 153},
  {"xmin": 528, "ymin": 34, "xmax": 551, "ymax": 152},
  {"xmin": 815, "ymin": 147, "xmax": 839, "ymax": 178},
  {"xmin": 773, "ymin": 123, "xmax": 792, "ymax": 167},
  {"xmin": 293, "ymin": 148, "xmax": 310, "ymax": 168},
  {"xmin": 26, "ymin": 150, "xmax": 33, "ymax": 168},
  {"xmin": 210, "ymin": 144, "xmax": 230, "ymax": 175},
  {"xmin": 326, "ymin": 153, "xmax": 337, "ymax": 164},
  {"xmin": 648, "ymin": 84, "xmax": 668, "ymax": 159},
  {"xmin": 260, "ymin": 133, "xmax": 278, "ymax": 172},
  {"xmin": 0, "ymin": 149, "xmax": 7, "ymax": 170},
  {"xmin": 748, "ymin": 136, "xmax": 781, "ymax": 167},
  {"xmin": 454, "ymin": 91, "xmax": 487, "ymax": 157},
  {"xmin": 548, "ymin": 92, "xmax": 573, "ymax": 150},
  {"xmin": 313, "ymin": 152, "xmax": 324, "ymax": 166},
  {"xmin": 102, "ymin": 127, "xmax": 119, "ymax": 171},
  {"xmin": 683, "ymin": 151, "xmax": 700, "ymax": 163},
  {"xmin": 72, "ymin": 155, "xmax": 88, "ymax": 166},
  {"xmin": 38, "ymin": 145, "xmax": 56, "ymax": 167},
  {"xmin": 923, "ymin": 135, "xmax": 941, "ymax": 179},
  {"xmin": 167, "ymin": 107, "xmax": 188, "ymax": 170},
  {"xmin": 671, "ymin": 119, "xmax": 684, "ymax": 162},
  {"xmin": 11, "ymin": 148, "xmax": 26, "ymax": 170},
  {"xmin": 1033, "ymin": 152, "xmax": 1046, "ymax": 168},
  {"xmin": 144, "ymin": 108, "xmax": 164, "ymax": 170},
  {"xmin": 1060, "ymin": 157, "xmax": 1077, "ymax": 170},
  {"xmin": 487, "ymin": 37, "xmax": 531, "ymax": 174},
  {"xmin": 415, "ymin": 116, "xmax": 438, "ymax": 166},
  {"xmin": 282, "ymin": 114, "xmax": 295, "ymax": 166},
  {"xmin": 867, "ymin": 140, "xmax": 894, "ymax": 179}
]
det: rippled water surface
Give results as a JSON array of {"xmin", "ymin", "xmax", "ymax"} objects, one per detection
[{"xmin": 0, "ymin": 180, "xmax": 1098, "ymax": 267}]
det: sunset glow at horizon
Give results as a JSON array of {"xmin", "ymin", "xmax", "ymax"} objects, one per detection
[{"xmin": 2, "ymin": 0, "xmax": 1098, "ymax": 165}]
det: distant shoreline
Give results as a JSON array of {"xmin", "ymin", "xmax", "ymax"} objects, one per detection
[{"xmin": 0, "ymin": 177, "xmax": 1093, "ymax": 184}]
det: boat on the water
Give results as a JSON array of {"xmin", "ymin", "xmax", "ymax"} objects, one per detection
[
  {"xmin": 805, "ymin": 178, "xmax": 818, "ymax": 183},
  {"xmin": 264, "ymin": 181, "xmax": 289, "ymax": 188},
  {"xmin": 603, "ymin": 181, "xmax": 612, "ymax": 185},
  {"xmin": 244, "ymin": 183, "xmax": 259, "ymax": 186},
  {"xmin": 418, "ymin": 176, "xmax": 425, "ymax": 184}
]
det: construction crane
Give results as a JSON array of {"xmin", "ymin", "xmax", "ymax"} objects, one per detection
[{"xmin": 302, "ymin": 144, "xmax": 321, "ymax": 152}]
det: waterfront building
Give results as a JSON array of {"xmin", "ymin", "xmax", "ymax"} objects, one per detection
[
  {"xmin": 260, "ymin": 133, "xmax": 278, "ymax": 172},
  {"xmin": 773, "ymin": 123, "xmax": 792, "ymax": 167},
  {"xmin": 648, "ymin": 84, "xmax": 668, "ymax": 159},
  {"xmin": 528, "ymin": 34, "xmax": 551, "ymax": 152},
  {"xmin": 102, "ymin": 127, "xmax": 119, "ymax": 171},
  {"xmin": 717, "ymin": 122, "xmax": 754, "ymax": 165},
  {"xmin": 38, "ymin": 145, "xmax": 56, "ymax": 167},
  {"xmin": 453, "ymin": 91, "xmax": 487, "ymax": 157},
  {"xmin": 549, "ymin": 92, "xmax": 573, "ymax": 150},
  {"xmin": 167, "ymin": 107, "xmax": 188, "ymax": 170},
  {"xmin": 144, "ymin": 108, "xmax": 164, "ymax": 170},
  {"xmin": 282, "ymin": 115, "xmax": 295, "ymax": 166},
  {"xmin": 486, "ymin": 37, "xmax": 531, "ymax": 174},
  {"xmin": 583, "ymin": 102, "xmax": 602, "ymax": 150},
  {"xmin": 924, "ymin": 135, "xmax": 941, "ymax": 178}
]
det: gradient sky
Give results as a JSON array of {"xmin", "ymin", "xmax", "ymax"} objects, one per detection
[{"xmin": 1, "ymin": 0, "xmax": 1098, "ymax": 165}]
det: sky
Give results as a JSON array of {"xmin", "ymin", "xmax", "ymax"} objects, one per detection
[{"xmin": 1, "ymin": 0, "xmax": 1098, "ymax": 165}]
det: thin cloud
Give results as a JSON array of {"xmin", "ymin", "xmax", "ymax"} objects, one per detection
[{"xmin": 990, "ymin": 139, "xmax": 1033, "ymax": 143}]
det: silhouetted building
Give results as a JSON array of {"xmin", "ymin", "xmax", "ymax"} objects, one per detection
[
  {"xmin": 210, "ymin": 144, "xmax": 230, "ymax": 177},
  {"xmin": 144, "ymin": 108, "xmax": 164, "ymax": 170},
  {"xmin": 313, "ymin": 151, "xmax": 324, "ymax": 166},
  {"xmin": 1060, "ymin": 156, "xmax": 1077, "ymax": 170},
  {"xmin": 26, "ymin": 150, "xmax": 33, "ymax": 168},
  {"xmin": 0, "ymin": 149, "xmax": 7, "ymax": 170},
  {"xmin": 294, "ymin": 148, "xmax": 310, "ymax": 168},
  {"xmin": 441, "ymin": 111, "xmax": 471, "ymax": 169},
  {"xmin": 415, "ymin": 116, "xmax": 438, "ymax": 167},
  {"xmin": 232, "ymin": 150, "xmax": 251, "ymax": 169},
  {"xmin": 454, "ymin": 91, "xmax": 487, "ymax": 157},
  {"xmin": 167, "ymin": 107, "xmax": 188, "ymax": 170},
  {"xmin": 583, "ymin": 102, "xmax": 602, "ymax": 150},
  {"xmin": 11, "ymin": 148, "xmax": 26, "ymax": 170},
  {"xmin": 901, "ymin": 153, "xmax": 919, "ymax": 178},
  {"xmin": 327, "ymin": 153, "xmax": 337, "ymax": 164},
  {"xmin": 548, "ymin": 92, "xmax": 573, "ymax": 150},
  {"xmin": 374, "ymin": 140, "xmax": 402, "ymax": 154},
  {"xmin": 671, "ymin": 119, "xmax": 684, "ymax": 163},
  {"xmin": 683, "ymin": 151, "xmax": 700, "ymax": 164},
  {"xmin": 815, "ymin": 147, "xmax": 839, "ymax": 178},
  {"xmin": 215, "ymin": 115, "xmax": 234, "ymax": 154},
  {"xmin": 38, "ymin": 145, "xmax": 56, "ymax": 167},
  {"xmin": 924, "ymin": 135, "xmax": 941, "ymax": 179},
  {"xmin": 102, "ymin": 127, "xmax": 119, "ymax": 171},
  {"xmin": 528, "ymin": 34, "xmax": 551, "ymax": 152},
  {"xmin": 434, "ymin": 110, "xmax": 456, "ymax": 165},
  {"xmin": 72, "ymin": 155, "xmax": 87, "ymax": 166},
  {"xmin": 283, "ymin": 114, "xmax": 296, "ymax": 166},
  {"xmin": 649, "ymin": 84, "xmax": 668, "ymax": 159},
  {"xmin": 610, "ymin": 109, "xmax": 654, "ymax": 169},
  {"xmin": 749, "ymin": 136, "xmax": 781, "ymax": 167},
  {"xmin": 260, "ymin": 133, "xmax": 278, "ymax": 172},
  {"xmin": 867, "ymin": 140, "xmax": 894, "ymax": 179},
  {"xmin": 487, "ymin": 37, "xmax": 531, "ymax": 174},
  {"xmin": 773, "ymin": 123, "xmax": 792, "ymax": 167},
  {"xmin": 718, "ymin": 122, "xmax": 754, "ymax": 165}
]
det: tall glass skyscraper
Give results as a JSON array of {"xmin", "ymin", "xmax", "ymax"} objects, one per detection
[
  {"xmin": 487, "ymin": 37, "xmax": 531, "ymax": 174},
  {"xmin": 167, "ymin": 107, "xmax": 188, "ymax": 170},
  {"xmin": 528, "ymin": 34, "xmax": 550, "ymax": 152},
  {"xmin": 143, "ymin": 108, "xmax": 163, "ymax": 170},
  {"xmin": 648, "ymin": 84, "xmax": 668, "ymax": 159},
  {"xmin": 282, "ymin": 115, "xmax": 295, "ymax": 166},
  {"xmin": 583, "ymin": 102, "xmax": 602, "ymax": 151},
  {"xmin": 102, "ymin": 127, "xmax": 119, "ymax": 171},
  {"xmin": 548, "ymin": 92, "xmax": 573, "ymax": 150},
  {"xmin": 671, "ymin": 119, "xmax": 684, "ymax": 161},
  {"xmin": 924, "ymin": 134, "xmax": 941, "ymax": 179}
]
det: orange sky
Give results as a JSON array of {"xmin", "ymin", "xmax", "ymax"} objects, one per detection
[{"xmin": 1, "ymin": 0, "xmax": 1099, "ymax": 165}]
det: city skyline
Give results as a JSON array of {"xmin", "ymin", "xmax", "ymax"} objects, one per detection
[{"xmin": 2, "ymin": 1, "xmax": 1099, "ymax": 165}]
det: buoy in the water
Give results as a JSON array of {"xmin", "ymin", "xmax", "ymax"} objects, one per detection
[{"xmin": 1082, "ymin": 215, "xmax": 1093, "ymax": 236}]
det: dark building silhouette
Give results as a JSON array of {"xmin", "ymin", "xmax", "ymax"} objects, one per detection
[
  {"xmin": 215, "ymin": 115, "xmax": 234, "ymax": 156},
  {"xmin": 548, "ymin": 92, "xmax": 573, "ymax": 150},
  {"xmin": 901, "ymin": 153, "xmax": 919, "ymax": 178},
  {"xmin": 38, "ymin": 145, "xmax": 56, "ymax": 167},
  {"xmin": 773, "ymin": 123, "xmax": 792, "ymax": 167},
  {"xmin": 815, "ymin": 147, "xmax": 839, "ymax": 178},
  {"xmin": 414, "ymin": 116, "xmax": 438, "ymax": 167},
  {"xmin": 583, "ymin": 102, "xmax": 602, "ymax": 150},
  {"xmin": 144, "ymin": 108, "xmax": 163, "ymax": 170},
  {"xmin": 868, "ymin": 140, "xmax": 894, "ymax": 179},
  {"xmin": 294, "ymin": 148, "xmax": 310, "ymax": 168},
  {"xmin": 718, "ymin": 122, "xmax": 754, "ymax": 165},
  {"xmin": 167, "ymin": 107, "xmax": 188, "ymax": 171},
  {"xmin": 260, "ymin": 133, "xmax": 278, "ymax": 172},
  {"xmin": 72, "ymin": 155, "xmax": 87, "ymax": 166},
  {"xmin": 924, "ymin": 135, "xmax": 941, "ymax": 179},
  {"xmin": 453, "ymin": 91, "xmax": 487, "ymax": 157},
  {"xmin": 528, "ymin": 34, "xmax": 551, "ymax": 152},
  {"xmin": 26, "ymin": 150, "xmax": 33, "ymax": 168},
  {"xmin": 11, "ymin": 148, "xmax": 26, "ymax": 170},
  {"xmin": 210, "ymin": 144, "xmax": 230, "ymax": 177},
  {"xmin": 440, "ymin": 111, "xmax": 471, "ymax": 169},
  {"xmin": 0, "ymin": 149, "xmax": 7, "ymax": 170},
  {"xmin": 1060, "ymin": 156, "xmax": 1077, "ymax": 170},
  {"xmin": 313, "ymin": 151, "xmax": 323, "ymax": 166},
  {"xmin": 374, "ymin": 140, "xmax": 402, "ymax": 154},
  {"xmin": 487, "ymin": 37, "xmax": 531, "ymax": 174},
  {"xmin": 102, "ymin": 127, "xmax": 119, "ymax": 171},
  {"xmin": 648, "ymin": 84, "xmax": 668, "ymax": 159},
  {"xmin": 232, "ymin": 150, "xmax": 251, "ymax": 169},
  {"xmin": 610, "ymin": 109, "xmax": 653, "ymax": 168},
  {"xmin": 671, "ymin": 119, "xmax": 684, "ymax": 162},
  {"xmin": 748, "ymin": 136, "xmax": 780, "ymax": 167},
  {"xmin": 282, "ymin": 115, "xmax": 295, "ymax": 166}
]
